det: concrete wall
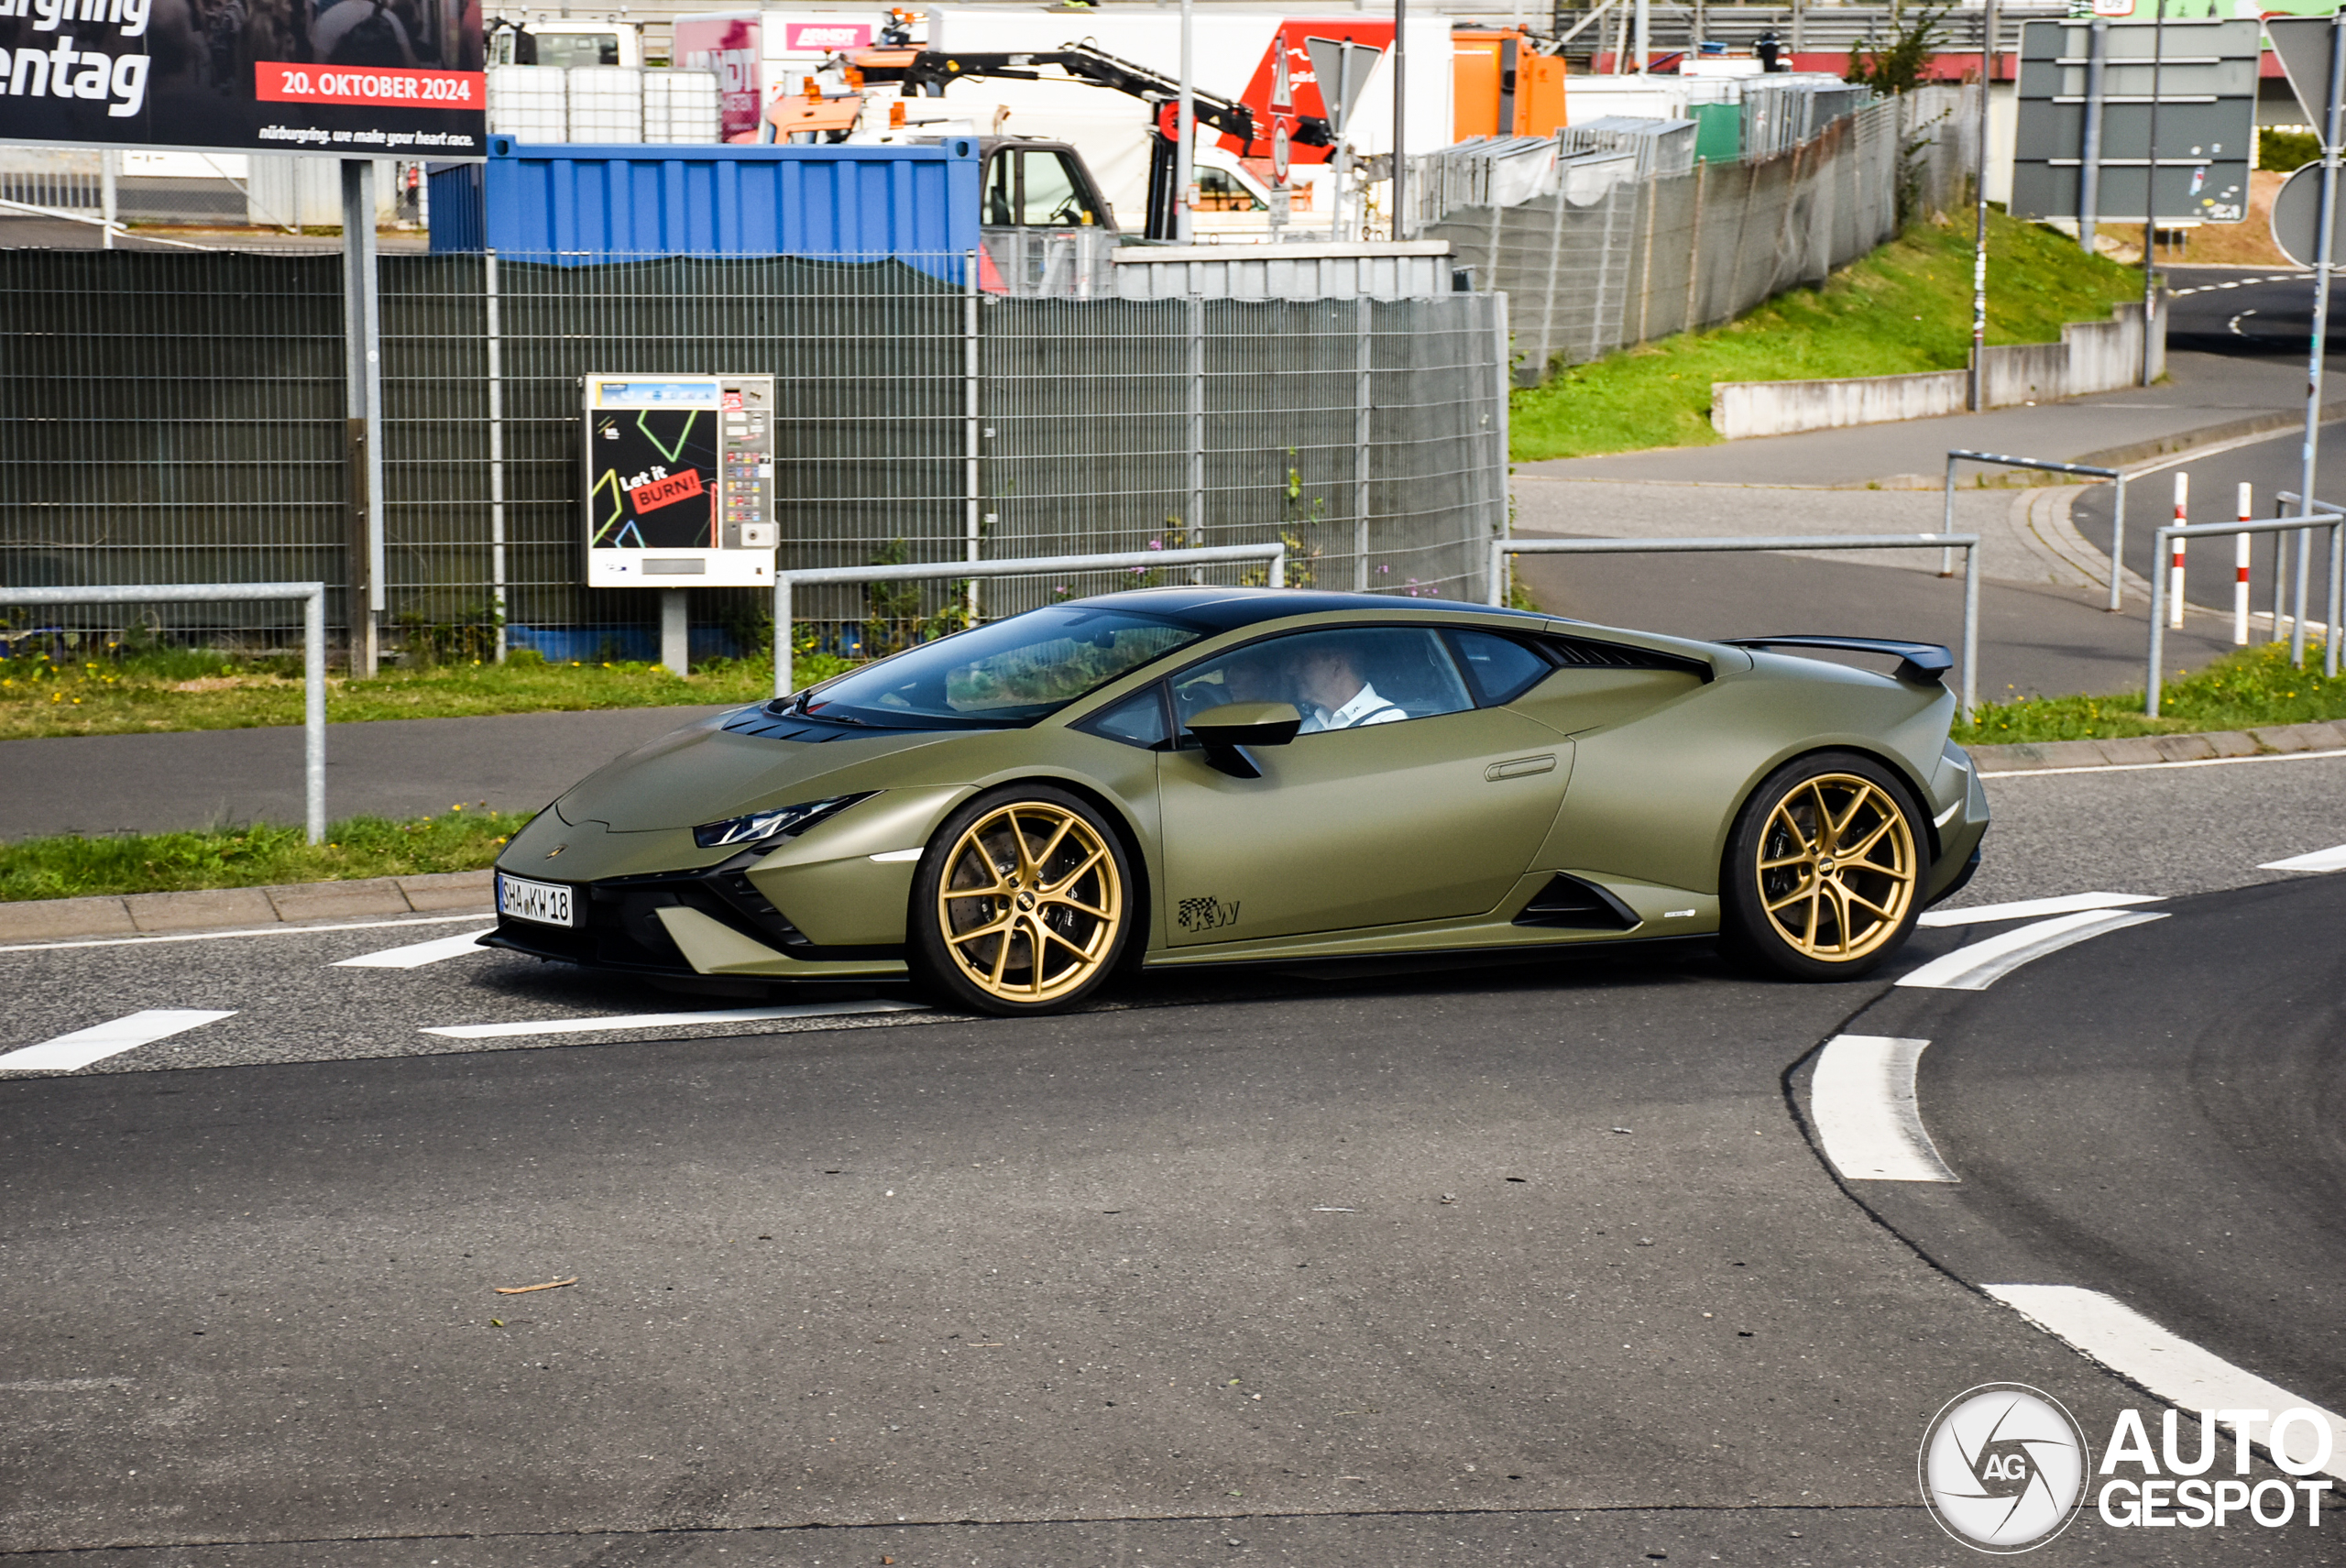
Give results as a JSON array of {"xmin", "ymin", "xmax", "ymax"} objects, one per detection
[{"xmin": 1711, "ymin": 300, "xmax": 2161, "ymax": 440}]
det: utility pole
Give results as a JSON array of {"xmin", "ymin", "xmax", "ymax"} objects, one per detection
[
  {"xmin": 2077, "ymin": 16, "xmax": 2107, "ymax": 253},
  {"xmin": 2142, "ymin": 0, "xmax": 2166, "ymax": 387},
  {"xmin": 1392, "ymin": 0, "xmax": 1408, "ymax": 238},
  {"xmin": 2298, "ymin": 12, "xmax": 2344, "ymax": 674},
  {"xmin": 1968, "ymin": 0, "xmax": 1999, "ymax": 411},
  {"xmin": 1177, "ymin": 0, "xmax": 1194, "ymax": 244}
]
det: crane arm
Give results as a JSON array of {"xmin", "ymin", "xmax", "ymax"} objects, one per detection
[{"xmin": 904, "ymin": 44, "xmax": 1332, "ymax": 151}]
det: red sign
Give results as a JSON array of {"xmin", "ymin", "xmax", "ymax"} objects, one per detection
[
  {"xmin": 673, "ymin": 16, "xmax": 763, "ymax": 143},
  {"xmin": 629, "ymin": 469, "xmax": 706, "ymax": 515},
  {"xmin": 784, "ymin": 22, "xmax": 873, "ymax": 50},
  {"xmin": 256, "ymin": 63, "xmax": 484, "ymax": 109}
]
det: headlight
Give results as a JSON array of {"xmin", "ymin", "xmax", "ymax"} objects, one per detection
[{"xmin": 693, "ymin": 793, "xmax": 871, "ymax": 850}]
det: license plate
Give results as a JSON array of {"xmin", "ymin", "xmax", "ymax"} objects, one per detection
[{"xmin": 498, "ymin": 872, "xmax": 576, "ymax": 928}]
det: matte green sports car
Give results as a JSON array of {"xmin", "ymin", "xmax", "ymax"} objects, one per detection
[{"xmin": 488, "ymin": 587, "xmax": 1990, "ymax": 1014}]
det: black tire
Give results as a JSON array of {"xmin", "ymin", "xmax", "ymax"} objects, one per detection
[
  {"xmin": 907, "ymin": 784, "xmax": 1134, "ymax": 1015},
  {"xmin": 1719, "ymin": 751, "xmax": 1926, "ymax": 981}
]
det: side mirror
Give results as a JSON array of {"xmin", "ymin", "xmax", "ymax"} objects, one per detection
[{"xmin": 1185, "ymin": 702, "xmax": 1301, "ymax": 779}]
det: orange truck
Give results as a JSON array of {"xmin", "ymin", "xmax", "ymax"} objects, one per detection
[{"xmin": 1453, "ymin": 27, "xmax": 1567, "ymax": 139}]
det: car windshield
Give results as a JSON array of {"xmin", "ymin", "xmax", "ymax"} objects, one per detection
[{"xmin": 798, "ymin": 606, "xmax": 1202, "ymax": 728}]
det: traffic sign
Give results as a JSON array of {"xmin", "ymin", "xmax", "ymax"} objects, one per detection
[
  {"xmin": 2010, "ymin": 17, "xmax": 2258, "ymax": 225},
  {"xmin": 2270, "ymin": 163, "xmax": 2345, "ymax": 269},
  {"xmin": 2267, "ymin": 16, "xmax": 2346, "ymax": 134},
  {"xmin": 1304, "ymin": 36, "xmax": 1382, "ymax": 137}
]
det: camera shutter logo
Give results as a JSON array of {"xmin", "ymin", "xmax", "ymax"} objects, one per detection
[{"xmin": 1920, "ymin": 1384, "xmax": 2090, "ymax": 1552}]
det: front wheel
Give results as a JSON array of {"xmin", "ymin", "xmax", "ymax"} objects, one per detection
[
  {"xmin": 908, "ymin": 785, "xmax": 1133, "ymax": 1015},
  {"xmin": 1720, "ymin": 752, "xmax": 1924, "ymax": 981}
]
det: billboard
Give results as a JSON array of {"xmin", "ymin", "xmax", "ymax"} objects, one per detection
[
  {"xmin": 0, "ymin": 0, "xmax": 484, "ymax": 158},
  {"xmin": 584, "ymin": 375, "xmax": 777, "ymax": 589}
]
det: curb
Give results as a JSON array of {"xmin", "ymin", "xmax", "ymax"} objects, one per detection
[
  {"xmin": 1968, "ymin": 719, "xmax": 2346, "ymax": 775},
  {"xmin": 0, "ymin": 870, "xmax": 492, "ymax": 945},
  {"xmin": 2068, "ymin": 399, "xmax": 2346, "ymax": 474}
]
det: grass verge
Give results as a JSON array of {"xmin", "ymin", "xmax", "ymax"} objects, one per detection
[
  {"xmin": 0, "ymin": 807, "xmax": 527, "ymax": 902},
  {"xmin": 1510, "ymin": 207, "xmax": 2148, "ymax": 462},
  {"xmin": 1952, "ymin": 642, "xmax": 2344, "ymax": 746},
  {"xmin": 0, "ymin": 642, "xmax": 856, "ymax": 742}
]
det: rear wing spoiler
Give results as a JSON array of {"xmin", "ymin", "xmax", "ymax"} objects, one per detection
[{"xmin": 1720, "ymin": 636, "xmax": 1952, "ymax": 688}]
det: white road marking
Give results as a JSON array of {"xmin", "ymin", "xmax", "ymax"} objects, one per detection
[
  {"xmin": 0, "ymin": 912, "xmax": 488, "ymax": 958},
  {"xmin": 333, "ymin": 928, "xmax": 496, "ymax": 969},
  {"xmin": 0, "ymin": 1009, "xmax": 237, "ymax": 1072},
  {"xmin": 1980, "ymin": 747, "xmax": 2346, "ymax": 779},
  {"xmin": 1810, "ymin": 1035, "xmax": 1957, "ymax": 1182},
  {"xmin": 1919, "ymin": 892, "xmax": 2163, "ymax": 927},
  {"xmin": 1986, "ymin": 1284, "xmax": 2346, "ymax": 1482},
  {"xmin": 2259, "ymin": 842, "xmax": 2346, "ymax": 873},
  {"xmin": 420, "ymin": 1000, "xmax": 926, "ymax": 1039},
  {"xmin": 1896, "ymin": 909, "xmax": 2168, "ymax": 991}
]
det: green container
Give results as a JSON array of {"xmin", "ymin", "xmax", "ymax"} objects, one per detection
[{"xmin": 1692, "ymin": 102, "xmax": 1742, "ymax": 163}]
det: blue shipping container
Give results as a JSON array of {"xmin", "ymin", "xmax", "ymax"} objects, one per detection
[{"xmin": 429, "ymin": 137, "xmax": 981, "ymax": 269}]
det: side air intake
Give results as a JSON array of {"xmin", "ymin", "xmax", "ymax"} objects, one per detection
[{"xmin": 1514, "ymin": 874, "xmax": 1641, "ymax": 931}]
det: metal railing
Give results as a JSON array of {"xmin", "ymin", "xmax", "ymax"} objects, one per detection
[
  {"xmin": 0, "ymin": 583, "xmax": 328, "ymax": 842},
  {"xmin": 773, "ymin": 544, "xmax": 1288, "ymax": 697},
  {"xmin": 1946, "ymin": 449, "xmax": 2127, "ymax": 607},
  {"xmin": 2272, "ymin": 491, "xmax": 2345, "ymax": 674},
  {"xmin": 1489, "ymin": 533, "xmax": 1982, "ymax": 720},
  {"xmin": 2148, "ymin": 514, "xmax": 2343, "ymax": 715}
]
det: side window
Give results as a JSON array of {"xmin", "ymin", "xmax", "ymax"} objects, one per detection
[
  {"xmin": 1079, "ymin": 685, "xmax": 1170, "ymax": 750},
  {"xmin": 984, "ymin": 152, "xmax": 1015, "ymax": 226},
  {"xmin": 1169, "ymin": 627, "xmax": 1473, "ymax": 739},
  {"xmin": 1195, "ymin": 168, "xmax": 1266, "ymax": 213},
  {"xmin": 1448, "ymin": 630, "xmax": 1554, "ymax": 706},
  {"xmin": 1020, "ymin": 151, "xmax": 1098, "ymax": 226}
]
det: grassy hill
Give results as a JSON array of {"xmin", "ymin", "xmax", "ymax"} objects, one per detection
[{"xmin": 1510, "ymin": 207, "xmax": 2149, "ymax": 462}]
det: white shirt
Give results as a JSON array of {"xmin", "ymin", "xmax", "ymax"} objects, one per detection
[{"xmin": 1302, "ymin": 680, "xmax": 1407, "ymax": 733}]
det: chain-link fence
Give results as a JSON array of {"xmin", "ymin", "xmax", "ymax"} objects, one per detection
[
  {"xmin": 0, "ymin": 248, "xmax": 1507, "ymax": 657},
  {"xmin": 1432, "ymin": 85, "xmax": 1976, "ymax": 384}
]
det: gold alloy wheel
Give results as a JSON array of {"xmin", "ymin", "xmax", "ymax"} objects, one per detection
[
  {"xmin": 1753, "ymin": 772, "xmax": 1917, "ymax": 961},
  {"xmin": 937, "ymin": 801, "xmax": 1124, "ymax": 1004}
]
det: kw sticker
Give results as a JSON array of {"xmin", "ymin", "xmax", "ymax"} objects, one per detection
[{"xmin": 1177, "ymin": 895, "xmax": 1240, "ymax": 933}]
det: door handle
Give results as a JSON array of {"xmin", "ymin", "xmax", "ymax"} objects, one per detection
[{"xmin": 1485, "ymin": 754, "xmax": 1557, "ymax": 782}]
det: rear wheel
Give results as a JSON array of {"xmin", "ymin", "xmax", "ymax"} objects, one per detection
[
  {"xmin": 909, "ymin": 785, "xmax": 1132, "ymax": 1015},
  {"xmin": 1721, "ymin": 752, "xmax": 1924, "ymax": 981}
]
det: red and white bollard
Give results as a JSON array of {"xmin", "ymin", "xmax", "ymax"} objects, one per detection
[
  {"xmin": 2235, "ymin": 481, "xmax": 2253, "ymax": 645},
  {"xmin": 2169, "ymin": 472, "xmax": 2189, "ymax": 630}
]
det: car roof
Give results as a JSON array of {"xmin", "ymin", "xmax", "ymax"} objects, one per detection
[{"xmin": 1075, "ymin": 587, "xmax": 1557, "ymax": 634}]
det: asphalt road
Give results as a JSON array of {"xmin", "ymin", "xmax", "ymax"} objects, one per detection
[
  {"xmin": 2165, "ymin": 266, "xmax": 2346, "ymax": 358},
  {"xmin": 2071, "ymin": 417, "xmax": 2346, "ymax": 621},
  {"xmin": 3, "ymin": 752, "xmax": 2343, "ymax": 1563},
  {"xmin": 1517, "ymin": 547, "xmax": 2241, "ymax": 704},
  {"xmin": 0, "ymin": 705, "xmax": 737, "ymax": 841},
  {"xmin": 1836, "ymin": 872, "xmax": 2346, "ymax": 1425}
]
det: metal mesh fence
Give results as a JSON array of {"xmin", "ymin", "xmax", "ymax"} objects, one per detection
[
  {"xmin": 1434, "ymin": 86, "xmax": 1976, "ymax": 385},
  {"xmin": 0, "ymin": 248, "xmax": 1507, "ymax": 654}
]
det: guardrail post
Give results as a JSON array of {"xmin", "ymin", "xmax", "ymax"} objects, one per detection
[
  {"xmin": 1960, "ymin": 542, "xmax": 1980, "ymax": 724},
  {"xmin": 2108, "ymin": 471, "xmax": 2127, "ymax": 612},
  {"xmin": 1271, "ymin": 543, "xmax": 1288, "ymax": 590},
  {"xmin": 1941, "ymin": 453, "xmax": 1959, "ymax": 577},
  {"xmin": 2146, "ymin": 524, "xmax": 2169, "ymax": 717},
  {"xmin": 2293, "ymin": 521, "xmax": 2313, "ymax": 667},
  {"xmin": 773, "ymin": 576, "xmax": 794, "ymax": 702},
  {"xmin": 304, "ymin": 586, "xmax": 326, "ymax": 844},
  {"xmin": 1487, "ymin": 537, "xmax": 1507, "ymax": 608}
]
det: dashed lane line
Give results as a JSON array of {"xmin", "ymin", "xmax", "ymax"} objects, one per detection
[
  {"xmin": 1895, "ymin": 909, "xmax": 2169, "ymax": 992},
  {"xmin": 1986, "ymin": 1285, "xmax": 2346, "ymax": 1483},
  {"xmin": 0, "ymin": 1009, "xmax": 237, "ymax": 1072},
  {"xmin": 1810, "ymin": 1034, "xmax": 1958, "ymax": 1182},
  {"xmin": 0, "ymin": 912, "xmax": 488, "ymax": 958},
  {"xmin": 2259, "ymin": 841, "xmax": 2346, "ymax": 873},
  {"xmin": 419, "ymin": 1000, "xmax": 927, "ymax": 1039},
  {"xmin": 1919, "ymin": 892, "xmax": 2162, "ymax": 927},
  {"xmin": 334, "ymin": 928, "xmax": 497, "ymax": 969}
]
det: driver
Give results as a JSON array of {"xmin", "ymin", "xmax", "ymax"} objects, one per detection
[{"xmin": 1292, "ymin": 639, "xmax": 1403, "ymax": 732}]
